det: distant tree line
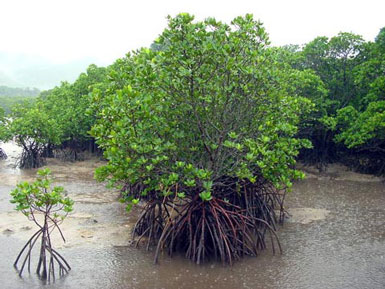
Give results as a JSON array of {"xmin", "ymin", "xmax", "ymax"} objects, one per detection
[
  {"xmin": 0, "ymin": 23, "xmax": 383, "ymax": 174},
  {"xmin": 283, "ymin": 28, "xmax": 385, "ymax": 173},
  {"xmin": 0, "ymin": 86, "xmax": 40, "ymax": 114},
  {"xmin": 0, "ymin": 65, "xmax": 107, "ymax": 167},
  {"xmin": 0, "ymin": 24, "xmax": 383, "ymax": 175},
  {"xmin": 0, "ymin": 86, "xmax": 40, "ymax": 97}
]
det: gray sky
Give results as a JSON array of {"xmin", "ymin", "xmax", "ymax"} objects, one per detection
[{"xmin": 1, "ymin": 0, "xmax": 384, "ymax": 66}]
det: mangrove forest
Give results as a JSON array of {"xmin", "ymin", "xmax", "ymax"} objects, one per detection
[{"xmin": 1, "ymin": 14, "xmax": 384, "ymax": 266}]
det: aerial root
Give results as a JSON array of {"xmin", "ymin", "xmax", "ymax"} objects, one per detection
[
  {"xmin": 14, "ymin": 227, "xmax": 70, "ymax": 281},
  {"xmin": 131, "ymin": 178, "xmax": 284, "ymax": 264}
]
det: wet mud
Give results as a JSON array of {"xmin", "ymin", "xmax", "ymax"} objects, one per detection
[{"xmin": 0, "ymin": 142, "xmax": 384, "ymax": 289}]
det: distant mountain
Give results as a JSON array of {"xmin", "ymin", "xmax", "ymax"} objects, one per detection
[
  {"xmin": 0, "ymin": 51, "xmax": 104, "ymax": 90},
  {"xmin": 0, "ymin": 86, "xmax": 40, "ymax": 97}
]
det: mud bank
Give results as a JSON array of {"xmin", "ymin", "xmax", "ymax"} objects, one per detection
[
  {"xmin": 297, "ymin": 162, "xmax": 384, "ymax": 182},
  {"xmin": 0, "ymin": 142, "xmax": 135, "ymax": 250}
]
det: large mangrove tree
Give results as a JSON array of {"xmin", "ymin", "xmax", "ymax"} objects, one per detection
[{"xmin": 91, "ymin": 14, "xmax": 312, "ymax": 264}]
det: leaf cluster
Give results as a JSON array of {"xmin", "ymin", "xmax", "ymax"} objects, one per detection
[{"xmin": 10, "ymin": 168, "xmax": 74, "ymax": 222}]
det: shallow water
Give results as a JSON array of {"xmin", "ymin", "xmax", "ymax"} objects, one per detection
[{"xmin": 0, "ymin": 142, "xmax": 384, "ymax": 289}]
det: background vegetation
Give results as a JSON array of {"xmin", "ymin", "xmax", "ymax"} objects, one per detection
[{"xmin": 0, "ymin": 86, "xmax": 39, "ymax": 114}]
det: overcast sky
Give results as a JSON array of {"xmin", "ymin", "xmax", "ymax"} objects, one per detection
[{"xmin": 1, "ymin": 0, "xmax": 384, "ymax": 66}]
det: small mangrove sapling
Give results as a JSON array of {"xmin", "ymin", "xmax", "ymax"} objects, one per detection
[{"xmin": 10, "ymin": 168, "xmax": 74, "ymax": 280}]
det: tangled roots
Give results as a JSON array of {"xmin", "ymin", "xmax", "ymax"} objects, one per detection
[
  {"xmin": 132, "ymin": 178, "xmax": 285, "ymax": 265},
  {"xmin": 0, "ymin": 148, "xmax": 7, "ymax": 160},
  {"xmin": 18, "ymin": 149, "xmax": 46, "ymax": 169}
]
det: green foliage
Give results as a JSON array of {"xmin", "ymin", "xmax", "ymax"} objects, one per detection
[
  {"xmin": 0, "ymin": 107, "xmax": 7, "ymax": 141},
  {"xmin": 0, "ymin": 86, "xmax": 39, "ymax": 115},
  {"xmin": 5, "ymin": 64, "xmax": 107, "ymax": 167},
  {"xmin": 7, "ymin": 100, "xmax": 62, "ymax": 168},
  {"xmin": 9, "ymin": 102, "xmax": 63, "ymax": 146},
  {"xmin": 257, "ymin": 29, "xmax": 385, "ymax": 171},
  {"xmin": 0, "ymin": 95, "xmax": 37, "ymax": 115},
  {"xmin": 11, "ymin": 168, "xmax": 73, "ymax": 279},
  {"xmin": 40, "ymin": 64, "xmax": 108, "ymax": 145},
  {"xmin": 375, "ymin": 27, "xmax": 385, "ymax": 52},
  {"xmin": 0, "ymin": 107, "xmax": 7, "ymax": 160},
  {"xmin": 10, "ymin": 168, "xmax": 74, "ymax": 220},
  {"xmin": 335, "ymin": 101, "xmax": 385, "ymax": 148},
  {"xmin": 331, "ymin": 28, "xmax": 385, "ymax": 157},
  {"xmin": 280, "ymin": 31, "xmax": 372, "ymax": 164},
  {"xmin": 91, "ymin": 14, "xmax": 311, "ymax": 207},
  {"xmin": 303, "ymin": 33, "xmax": 364, "ymax": 113},
  {"xmin": 8, "ymin": 101, "xmax": 62, "ymax": 168}
]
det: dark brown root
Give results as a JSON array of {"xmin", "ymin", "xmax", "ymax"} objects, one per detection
[
  {"xmin": 340, "ymin": 151, "xmax": 385, "ymax": 176},
  {"xmin": 18, "ymin": 149, "xmax": 46, "ymax": 169},
  {"xmin": 0, "ymin": 147, "xmax": 7, "ymax": 160},
  {"xmin": 53, "ymin": 148, "xmax": 85, "ymax": 162},
  {"xmin": 131, "ymin": 177, "xmax": 285, "ymax": 265},
  {"xmin": 53, "ymin": 139, "xmax": 100, "ymax": 162},
  {"xmin": 14, "ymin": 222, "xmax": 70, "ymax": 281}
]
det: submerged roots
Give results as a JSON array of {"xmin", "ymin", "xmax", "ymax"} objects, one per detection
[
  {"xmin": 0, "ymin": 148, "xmax": 7, "ymax": 160},
  {"xmin": 54, "ymin": 148, "xmax": 85, "ymax": 162},
  {"xmin": 131, "ymin": 178, "xmax": 285, "ymax": 265},
  {"xmin": 14, "ymin": 227, "xmax": 71, "ymax": 281},
  {"xmin": 18, "ymin": 149, "xmax": 46, "ymax": 169}
]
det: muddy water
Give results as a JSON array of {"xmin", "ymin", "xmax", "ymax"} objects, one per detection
[{"xmin": 0, "ymin": 142, "xmax": 384, "ymax": 289}]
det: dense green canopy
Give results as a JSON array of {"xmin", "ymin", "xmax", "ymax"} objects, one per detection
[
  {"xmin": 91, "ymin": 14, "xmax": 312, "ymax": 203},
  {"xmin": 4, "ymin": 65, "xmax": 107, "ymax": 167}
]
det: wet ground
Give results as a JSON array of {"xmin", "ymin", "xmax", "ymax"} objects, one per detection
[{"xmin": 0, "ymin": 142, "xmax": 384, "ymax": 289}]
